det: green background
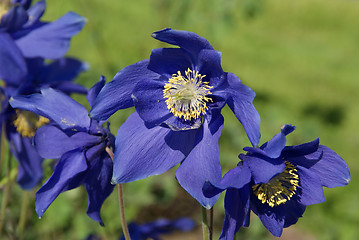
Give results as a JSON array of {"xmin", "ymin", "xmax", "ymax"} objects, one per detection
[{"xmin": 1, "ymin": 0, "xmax": 358, "ymax": 239}]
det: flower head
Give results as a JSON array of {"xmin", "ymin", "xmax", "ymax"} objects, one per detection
[
  {"xmin": 9, "ymin": 78, "xmax": 115, "ymax": 225},
  {"xmin": 89, "ymin": 28, "xmax": 260, "ymax": 208},
  {"xmin": 204, "ymin": 125, "xmax": 350, "ymax": 238}
]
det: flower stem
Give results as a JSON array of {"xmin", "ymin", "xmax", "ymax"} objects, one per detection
[
  {"xmin": 105, "ymin": 147, "xmax": 131, "ymax": 240},
  {"xmin": 209, "ymin": 207, "xmax": 213, "ymax": 240},
  {"xmin": 0, "ymin": 148, "xmax": 12, "ymax": 235},
  {"xmin": 202, "ymin": 206, "xmax": 209, "ymax": 240},
  {"xmin": 17, "ymin": 190, "xmax": 29, "ymax": 237}
]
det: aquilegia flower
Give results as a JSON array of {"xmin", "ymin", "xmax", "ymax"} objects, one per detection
[
  {"xmin": 89, "ymin": 28, "xmax": 260, "ymax": 208},
  {"xmin": 119, "ymin": 218, "xmax": 195, "ymax": 240},
  {"xmin": 0, "ymin": 57, "xmax": 87, "ymax": 189},
  {"xmin": 9, "ymin": 78, "xmax": 115, "ymax": 225},
  {"xmin": 203, "ymin": 124, "xmax": 350, "ymax": 239}
]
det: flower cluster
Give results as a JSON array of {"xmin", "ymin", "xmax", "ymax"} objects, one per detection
[{"xmin": 0, "ymin": 1, "xmax": 351, "ymax": 239}]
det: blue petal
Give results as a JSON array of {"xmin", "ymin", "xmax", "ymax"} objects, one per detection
[
  {"xmin": 84, "ymin": 153, "xmax": 114, "ymax": 226},
  {"xmin": 9, "ymin": 88, "xmax": 91, "ymax": 131},
  {"xmin": 225, "ymin": 73, "xmax": 261, "ymax": 147},
  {"xmin": 261, "ymin": 124, "xmax": 296, "ymax": 158},
  {"xmin": 219, "ymin": 187, "xmax": 250, "ymax": 240},
  {"xmin": 258, "ymin": 211, "xmax": 284, "ymax": 237},
  {"xmin": 151, "ymin": 28, "xmax": 214, "ymax": 61},
  {"xmin": 35, "ymin": 149, "xmax": 87, "ymax": 218},
  {"xmin": 23, "ymin": 0, "xmax": 46, "ymax": 28},
  {"xmin": 38, "ymin": 57, "xmax": 88, "ymax": 84},
  {"xmin": 34, "ymin": 125, "xmax": 101, "ymax": 159},
  {"xmin": 308, "ymin": 145, "xmax": 350, "ymax": 188},
  {"xmin": 87, "ymin": 76, "xmax": 106, "ymax": 108},
  {"xmin": 112, "ymin": 112, "xmax": 195, "ymax": 183},
  {"xmin": 90, "ymin": 60, "xmax": 160, "ymax": 121},
  {"xmin": 147, "ymin": 48, "xmax": 192, "ymax": 77},
  {"xmin": 241, "ymin": 154, "xmax": 285, "ymax": 185},
  {"xmin": 15, "ymin": 11, "xmax": 86, "ymax": 59},
  {"xmin": 50, "ymin": 81, "xmax": 87, "ymax": 95},
  {"xmin": 0, "ymin": 6, "xmax": 28, "ymax": 31},
  {"xmin": 0, "ymin": 32, "xmax": 27, "ymax": 85},
  {"xmin": 7, "ymin": 129, "xmax": 43, "ymax": 190},
  {"xmin": 132, "ymin": 78, "xmax": 171, "ymax": 125},
  {"xmin": 175, "ymin": 115, "xmax": 224, "ymax": 209},
  {"xmin": 197, "ymin": 49, "xmax": 224, "ymax": 82},
  {"xmin": 297, "ymin": 166, "xmax": 325, "ymax": 206},
  {"xmin": 282, "ymin": 138, "xmax": 320, "ymax": 158}
]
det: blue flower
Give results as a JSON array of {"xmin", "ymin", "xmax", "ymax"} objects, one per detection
[
  {"xmin": 9, "ymin": 78, "xmax": 115, "ymax": 225},
  {"xmin": 119, "ymin": 218, "xmax": 195, "ymax": 240},
  {"xmin": 204, "ymin": 125, "xmax": 350, "ymax": 238},
  {"xmin": 0, "ymin": 57, "xmax": 87, "ymax": 190},
  {"xmin": 89, "ymin": 28, "xmax": 260, "ymax": 208}
]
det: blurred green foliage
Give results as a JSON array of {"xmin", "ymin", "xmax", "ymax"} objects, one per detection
[{"xmin": 1, "ymin": 0, "xmax": 358, "ymax": 239}]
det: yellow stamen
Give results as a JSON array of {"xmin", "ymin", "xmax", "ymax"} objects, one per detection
[
  {"xmin": 0, "ymin": 0, "xmax": 12, "ymax": 22},
  {"xmin": 163, "ymin": 68, "xmax": 213, "ymax": 121},
  {"xmin": 252, "ymin": 161, "xmax": 299, "ymax": 207},
  {"xmin": 13, "ymin": 110, "xmax": 50, "ymax": 138}
]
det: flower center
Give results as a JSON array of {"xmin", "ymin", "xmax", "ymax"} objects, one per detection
[
  {"xmin": 163, "ymin": 68, "xmax": 213, "ymax": 121},
  {"xmin": 252, "ymin": 161, "xmax": 299, "ymax": 207},
  {"xmin": 0, "ymin": 0, "xmax": 11, "ymax": 22},
  {"xmin": 13, "ymin": 110, "xmax": 50, "ymax": 137}
]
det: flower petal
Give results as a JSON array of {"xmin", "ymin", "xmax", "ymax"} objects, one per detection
[
  {"xmin": 282, "ymin": 138, "xmax": 320, "ymax": 158},
  {"xmin": 112, "ymin": 112, "xmax": 196, "ymax": 183},
  {"xmin": 219, "ymin": 187, "xmax": 250, "ymax": 240},
  {"xmin": 15, "ymin": 11, "xmax": 86, "ymax": 59},
  {"xmin": 132, "ymin": 78, "xmax": 172, "ymax": 125},
  {"xmin": 0, "ymin": 32, "xmax": 27, "ymax": 85},
  {"xmin": 0, "ymin": 6, "xmax": 28, "ymax": 31},
  {"xmin": 23, "ymin": 0, "xmax": 46, "ymax": 28},
  {"xmin": 84, "ymin": 153, "xmax": 114, "ymax": 226},
  {"xmin": 35, "ymin": 149, "xmax": 87, "ymax": 218},
  {"xmin": 34, "ymin": 125, "xmax": 101, "ymax": 159},
  {"xmin": 147, "ymin": 48, "xmax": 192, "ymax": 77},
  {"xmin": 225, "ymin": 73, "xmax": 260, "ymax": 147},
  {"xmin": 87, "ymin": 76, "xmax": 106, "ymax": 108},
  {"xmin": 151, "ymin": 28, "xmax": 214, "ymax": 61},
  {"xmin": 9, "ymin": 88, "xmax": 90, "ymax": 130},
  {"xmin": 297, "ymin": 166, "xmax": 325, "ymax": 206},
  {"xmin": 197, "ymin": 49, "xmax": 224, "ymax": 82},
  {"xmin": 90, "ymin": 60, "xmax": 160, "ymax": 121},
  {"xmin": 175, "ymin": 115, "xmax": 224, "ymax": 208}
]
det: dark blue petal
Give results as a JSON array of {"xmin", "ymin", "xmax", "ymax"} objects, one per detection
[
  {"xmin": 308, "ymin": 145, "xmax": 350, "ymax": 188},
  {"xmin": 0, "ymin": 6, "xmax": 28, "ymax": 32},
  {"xmin": 219, "ymin": 187, "xmax": 250, "ymax": 240},
  {"xmin": 132, "ymin": 78, "xmax": 172, "ymax": 125},
  {"xmin": 9, "ymin": 88, "xmax": 91, "ymax": 130},
  {"xmin": 297, "ymin": 166, "xmax": 325, "ymax": 206},
  {"xmin": 7, "ymin": 129, "xmax": 43, "ymax": 190},
  {"xmin": 0, "ymin": 32, "xmax": 27, "ymax": 85},
  {"xmin": 241, "ymin": 154, "xmax": 285, "ymax": 185},
  {"xmin": 175, "ymin": 115, "xmax": 224, "ymax": 209},
  {"xmin": 50, "ymin": 81, "xmax": 87, "ymax": 95},
  {"xmin": 282, "ymin": 138, "xmax": 320, "ymax": 158},
  {"xmin": 84, "ymin": 153, "xmax": 114, "ymax": 226},
  {"xmin": 34, "ymin": 125, "xmax": 100, "ymax": 159},
  {"xmin": 15, "ymin": 11, "xmax": 86, "ymax": 59},
  {"xmin": 35, "ymin": 149, "xmax": 87, "ymax": 218},
  {"xmin": 87, "ymin": 76, "xmax": 106, "ymax": 108},
  {"xmin": 261, "ymin": 124, "xmax": 296, "ymax": 158},
  {"xmin": 38, "ymin": 57, "xmax": 88, "ymax": 84},
  {"xmin": 112, "ymin": 112, "xmax": 195, "ymax": 183},
  {"xmin": 151, "ymin": 28, "xmax": 214, "ymax": 61},
  {"xmin": 147, "ymin": 48, "xmax": 192, "ymax": 77},
  {"xmin": 23, "ymin": 0, "xmax": 46, "ymax": 28},
  {"xmin": 257, "ymin": 211, "xmax": 284, "ymax": 237},
  {"xmin": 225, "ymin": 73, "xmax": 260, "ymax": 147},
  {"xmin": 90, "ymin": 60, "xmax": 160, "ymax": 121},
  {"xmin": 197, "ymin": 49, "xmax": 223, "ymax": 81}
]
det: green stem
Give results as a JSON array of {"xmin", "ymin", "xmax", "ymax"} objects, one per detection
[
  {"xmin": 105, "ymin": 147, "xmax": 131, "ymax": 240},
  {"xmin": 209, "ymin": 207, "xmax": 213, "ymax": 240},
  {"xmin": 0, "ymin": 148, "xmax": 12, "ymax": 235},
  {"xmin": 17, "ymin": 191, "xmax": 29, "ymax": 237},
  {"xmin": 202, "ymin": 206, "xmax": 209, "ymax": 240},
  {"xmin": 0, "ymin": 123, "xmax": 6, "ymax": 174}
]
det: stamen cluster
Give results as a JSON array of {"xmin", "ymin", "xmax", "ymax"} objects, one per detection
[{"xmin": 13, "ymin": 110, "xmax": 50, "ymax": 138}]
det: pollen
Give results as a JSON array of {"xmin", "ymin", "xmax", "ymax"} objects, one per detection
[
  {"xmin": 252, "ymin": 161, "xmax": 299, "ymax": 207},
  {"xmin": 0, "ymin": 0, "xmax": 11, "ymax": 21},
  {"xmin": 163, "ymin": 68, "xmax": 213, "ymax": 121},
  {"xmin": 13, "ymin": 110, "xmax": 50, "ymax": 138}
]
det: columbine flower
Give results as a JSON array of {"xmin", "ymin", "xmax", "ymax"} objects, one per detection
[
  {"xmin": 119, "ymin": 218, "xmax": 195, "ymax": 240},
  {"xmin": 0, "ymin": 57, "xmax": 87, "ymax": 189},
  {"xmin": 89, "ymin": 28, "xmax": 260, "ymax": 208},
  {"xmin": 203, "ymin": 125, "xmax": 350, "ymax": 239},
  {"xmin": 9, "ymin": 78, "xmax": 115, "ymax": 225},
  {"xmin": 0, "ymin": 0, "xmax": 86, "ymax": 86}
]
